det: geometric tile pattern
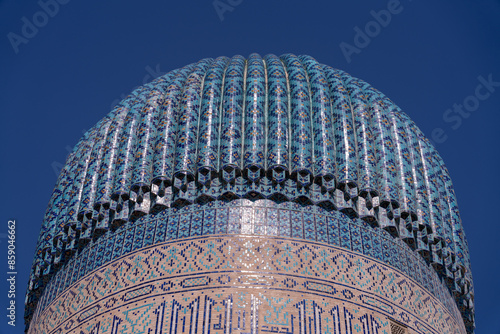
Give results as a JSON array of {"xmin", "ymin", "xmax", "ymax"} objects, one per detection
[
  {"xmin": 30, "ymin": 199, "xmax": 458, "ymax": 324},
  {"xmin": 26, "ymin": 53, "xmax": 473, "ymax": 332},
  {"xmin": 27, "ymin": 236, "xmax": 466, "ymax": 334}
]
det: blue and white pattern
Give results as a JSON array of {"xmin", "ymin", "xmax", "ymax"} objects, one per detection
[{"xmin": 26, "ymin": 54, "xmax": 474, "ymax": 333}]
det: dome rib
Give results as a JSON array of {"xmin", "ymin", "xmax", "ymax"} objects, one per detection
[
  {"xmin": 265, "ymin": 54, "xmax": 289, "ymax": 174},
  {"xmin": 243, "ymin": 54, "xmax": 266, "ymax": 174},
  {"xmin": 300, "ymin": 55, "xmax": 336, "ymax": 182},
  {"xmin": 281, "ymin": 54, "xmax": 313, "ymax": 181},
  {"xmin": 220, "ymin": 55, "xmax": 245, "ymax": 176}
]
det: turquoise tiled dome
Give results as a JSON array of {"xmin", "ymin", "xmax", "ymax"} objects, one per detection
[{"xmin": 26, "ymin": 54, "xmax": 474, "ymax": 331}]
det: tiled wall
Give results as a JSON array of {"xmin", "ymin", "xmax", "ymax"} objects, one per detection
[
  {"xmin": 33, "ymin": 200, "xmax": 457, "ymax": 320},
  {"xmin": 28, "ymin": 235, "xmax": 465, "ymax": 334}
]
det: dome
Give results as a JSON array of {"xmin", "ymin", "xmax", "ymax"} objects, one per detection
[{"xmin": 26, "ymin": 53, "xmax": 474, "ymax": 331}]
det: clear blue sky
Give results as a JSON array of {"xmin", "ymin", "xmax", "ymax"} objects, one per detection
[{"xmin": 1, "ymin": 0, "xmax": 499, "ymax": 333}]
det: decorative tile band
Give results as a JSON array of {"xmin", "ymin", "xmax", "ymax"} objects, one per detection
[
  {"xmin": 29, "ymin": 200, "xmax": 458, "ymax": 323},
  {"xmin": 27, "ymin": 236, "xmax": 465, "ymax": 334}
]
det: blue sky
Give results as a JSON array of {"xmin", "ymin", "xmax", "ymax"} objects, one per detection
[{"xmin": 1, "ymin": 0, "xmax": 499, "ymax": 333}]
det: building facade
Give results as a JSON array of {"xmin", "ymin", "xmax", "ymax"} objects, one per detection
[{"xmin": 25, "ymin": 54, "xmax": 474, "ymax": 333}]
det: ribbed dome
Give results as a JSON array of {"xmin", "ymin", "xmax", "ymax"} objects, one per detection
[{"xmin": 27, "ymin": 53, "xmax": 474, "ymax": 330}]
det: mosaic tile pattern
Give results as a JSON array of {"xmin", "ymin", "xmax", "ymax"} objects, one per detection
[
  {"xmin": 27, "ymin": 236, "xmax": 466, "ymax": 334},
  {"xmin": 29, "ymin": 200, "xmax": 458, "ymax": 325},
  {"xmin": 25, "ymin": 54, "xmax": 473, "ymax": 332}
]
